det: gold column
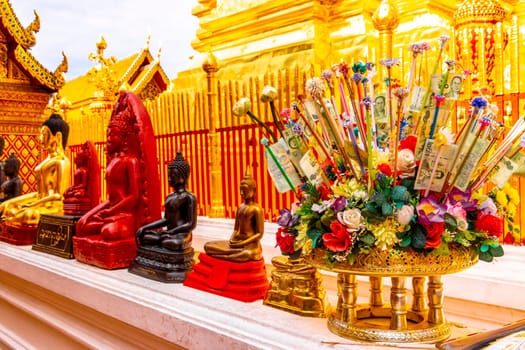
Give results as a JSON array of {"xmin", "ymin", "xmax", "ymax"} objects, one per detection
[
  {"xmin": 412, "ymin": 276, "xmax": 427, "ymax": 312},
  {"xmin": 203, "ymin": 52, "xmax": 225, "ymax": 218},
  {"xmin": 372, "ymin": 0, "xmax": 400, "ymax": 82},
  {"xmin": 390, "ymin": 276, "xmax": 407, "ymax": 330},
  {"xmin": 427, "ymin": 275, "xmax": 445, "ymax": 325},
  {"xmin": 337, "ymin": 273, "xmax": 357, "ymax": 323},
  {"xmin": 369, "ymin": 276, "xmax": 384, "ymax": 307}
]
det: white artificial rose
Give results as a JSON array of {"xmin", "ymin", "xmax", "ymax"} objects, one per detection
[
  {"xmin": 397, "ymin": 204, "xmax": 414, "ymax": 226},
  {"xmin": 397, "ymin": 148, "xmax": 416, "ymax": 177},
  {"xmin": 337, "ymin": 208, "xmax": 362, "ymax": 231}
]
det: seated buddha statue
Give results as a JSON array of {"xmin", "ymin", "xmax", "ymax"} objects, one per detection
[
  {"xmin": 184, "ymin": 171, "xmax": 268, "ymax": 300},
  {"xmin": 0, "ymin": 153, "xmax": 22, "ymax": 203},
  {"xmin": 63, "ymin": 140, "xmax": 100, "ymax": 215},
  {"xmin": 0, "ymin": 114, "xmax": 70, "ymax": 226},
  {"xmin": 74, "ymin": 90, "xmax": 161, "ymax": 269},
  {"xmin": 136, "ymin": 151, "xmax": 197, "ymax": 250},
  {"xmin": 204, "ymin": 171, "xmax": 264, "ymax": 262},
  {"xmin": 130, "ymin": 151, "xmax": 197, "ymax": 282}
]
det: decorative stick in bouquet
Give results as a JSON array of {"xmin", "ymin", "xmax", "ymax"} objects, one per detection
[
  {"xmin": 305, "ymin": 77, "xmax": 359, "ymax": 179},
  {"xmin": 402, "ymin": 42, "xmax": 430, "ymax": 116},
  {"xmin": 261, "ymin": 138, "xmax": 298, "ymax": 195},
  {"xmin": 471, "ymin": 117, "xmax": 525, "ymax": 191},
  {"xmin": 232, "ymin": 97, "xmax": 278, "ymax": 143},
  {"xmin": 261, "ymin": 86, "xmax": 286, "ymax": 139},
  {"xmin": 337, "ymin": 62, "xmax": 368, "ymax": 152},
  {"xmin": 333, "ymin": 68, "xmax": 366, "ymax": 177},
  {"xmin": 440, "ymin": 97, "xmax": 488, "ymax": 196},
  {"xmin": 379, "ymin": 58, "xmax": 400, "ymax": 138},
  {"xmin": 392, "ymin": 87, "xmax": 409, "ymax": 181},
  {"xmin": 414, "ymin": 35, "xmax": 450, "ymax": 132}
]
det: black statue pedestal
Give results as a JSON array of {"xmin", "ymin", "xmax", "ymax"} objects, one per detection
[
  {"xmin": 128, "ymin": 245, "xmax": 195, "ymax": 283},
  {"xmin": 32, "ymin": 214, "xmax": 79, "ymax": 259}
]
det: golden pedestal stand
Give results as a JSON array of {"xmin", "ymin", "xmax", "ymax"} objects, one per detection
[{"xmin": 306, "ymin": 245, "xmax": 479, "ymax": 343}]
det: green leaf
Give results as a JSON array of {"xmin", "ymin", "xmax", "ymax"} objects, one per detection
[
  {"xmin": 480, "ymin": 244, "xmax": 489, "ymax": 253},
  {"xmin": 400, "ymin": 236, "xmax": 411, "ymax": 247},
  {"xmin": 320, "ymin": 209, "xmax": 336, "ymax": 227},
  {"xmin": 444, "ymin": 213, "xmax": 457, "ymax": 232},
  {"xmin": 374, "ymin": 192, "xmax": 387, "ymax": 205},
  {"xmin": 391, "ymin": 186, "xmax": 409, "ymax": 202},
  {"xmin": 490, "ymin": 245, "xmax": 504, "ymax": 257},
  {"xmin": 307, "ymin": 228, "xmax": 324, "ymax": 246},
  {"xmin": 360, "ymin": 231, "xmax": 376, "ymax": 245},
  {"xmin": 381, "ymin": 202, "xmax": 394, "ymax": 216},
  {"xmin": 479, "ymin": 250, "xmax": 494, "ymax": 262},
  {"xmin": 411, "ymin": 226, "xmax": 427, "ymax": 249}
]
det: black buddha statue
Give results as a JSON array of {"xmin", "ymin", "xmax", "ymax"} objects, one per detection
[
  {"xmin": 129, "ymin": 151, "xmax": 197, "ymax": 282},
  {"xmin": 0, "ymin": 153, "xmax": 22, "ymax": 203}
]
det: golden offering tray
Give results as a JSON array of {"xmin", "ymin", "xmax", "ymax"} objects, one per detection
[{"xmin": 305, "ymin": 245, "xmax": 479, "ymax": 343}]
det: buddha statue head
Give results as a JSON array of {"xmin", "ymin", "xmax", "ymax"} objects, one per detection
[
  {"xmin": 239, "ymin": 170, "xmax": 256, "ymax": 202},
  {"xmin": 4, "ymin": 153, "xmax": 20, "ymax": 178},
  {"xmin": 168, "ymin": 151, "xmax": 190, "ymax": 188},
  {"xmin": 41, "ymin": 113, "xmax": 69, "ymax": 151}
]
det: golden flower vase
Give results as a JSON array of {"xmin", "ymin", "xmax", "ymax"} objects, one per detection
[{"xmin": 305, "ymin": 244, "xmax": 479, "ymax": 343}]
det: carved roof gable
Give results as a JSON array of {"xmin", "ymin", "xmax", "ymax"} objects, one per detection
[{"xmin": 0, "ymin": 0, "xmax": 67, "ymax": 91}]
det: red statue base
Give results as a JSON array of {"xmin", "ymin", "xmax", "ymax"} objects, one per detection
[
  {"xmin": 183, "ymin": 253, "xmax": 269, "ymax": 302},
  {"xmin": 0, "ymin": 222, "xmax": 37, "ymax": 245},
  {"xmin": 73, "ymin": 236, "xmax": 136, "ymax": 270},
  {"xmin": 63, "ymin": 200, "xmax": 92, "ymax": 216}
]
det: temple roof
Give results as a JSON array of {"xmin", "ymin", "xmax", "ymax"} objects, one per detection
[
  {"xmin": 0, "ymin": 0, "xmax": 67, "ymax": 91},
  {"xmin": 60, "ymin": 47, "xmax": 169, "ymax": 105}
]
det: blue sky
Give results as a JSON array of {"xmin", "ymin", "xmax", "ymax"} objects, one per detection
[{"xmin": 12, "ymin": 1, "xmax": 200, "ymax": 79}]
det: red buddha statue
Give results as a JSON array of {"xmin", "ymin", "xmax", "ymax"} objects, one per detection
[
  {"xmin": 129, "ymin": 151, "xmax": 197, "ymax": 282},
  {"xmin": 184, "ymin": 171, "xmax": 269, "ymax": 302},
  {"xmin": 63, "ymin": 140, "xmax": 100, "ymax": 215},
  {"xmin": 73, "ymin": 90, "xmax": 161, "ymax": 269}
]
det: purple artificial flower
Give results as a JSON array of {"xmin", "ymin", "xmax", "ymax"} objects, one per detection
[
  {"xmin": 361, "ymin": 96, "xmax": 373, "ymax": 111},
  {"xmin": 292, "ymin": 123, "xmax": 304, "ymax": 136},
  {"xmin": 471, "ymin": 96, "xmax": 488, "ymax": 109},
  {"xmin": 352, "ymin": 72, "xmax": 362, "ymax": 83},
  {"xmin": 446, "ymin": 188, "xmax": 478, "ymax": 212},
  {"xmin": 379, "ymin": 58, "xmax": 400, "ymax": 69},
  {"xmin": 322, "ymin": 69, "xmax": 334, "ymax": 82},
  {"xmin": 331, "ymin": 196, "xmax": 348, "ymax": 212},
  {"xmin": 277, "ymin": 208, "xmax": 299, "ymax": 227},
  {"xmin": 417, "ymin": 195, "xmax": 447, "ymax": 225}
]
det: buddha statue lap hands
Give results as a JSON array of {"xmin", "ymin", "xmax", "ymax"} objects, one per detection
[{"xmin": 204, "ymin": 171, "xmax": 264, "ymax": 262}]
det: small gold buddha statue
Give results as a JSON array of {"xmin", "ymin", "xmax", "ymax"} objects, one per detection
[
  {"xmin": 204, "ymin": 171, "xmax": 264, "ymax": 262},
  {"xmin": 0, "ymin": 114, "xmax": 70, "ymax": 226}
]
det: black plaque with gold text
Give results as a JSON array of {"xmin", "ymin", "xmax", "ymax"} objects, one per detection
[{"xmin": 32, "ymin": 214, "xmax": 80, "ymax": 259}]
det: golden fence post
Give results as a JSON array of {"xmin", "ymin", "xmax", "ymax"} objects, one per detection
[{"xmin": 203, "ymin": 52, "xmax": 225, "ymax": 218}]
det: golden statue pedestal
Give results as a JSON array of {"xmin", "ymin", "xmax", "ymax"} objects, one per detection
[
  {"xmin": 264, "ymin": 256, "xmax": 327, "ymax": 317},
  {"xmin": 306, "ymin": 245, "xmax": 479, "ymax": 343}
]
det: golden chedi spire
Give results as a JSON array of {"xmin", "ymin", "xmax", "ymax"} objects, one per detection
[
  {"xmin": 453, "ymin": 0, "xmax": 506, "ymax": 27},
  {"xmin": 372, "ymin": 0, "xmax": 400, "ymax": 32}
]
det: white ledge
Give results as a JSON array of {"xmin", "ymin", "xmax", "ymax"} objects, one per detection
[{"xmin": 0, "ymin": 216, "xmax": 523, "ymax": 349}]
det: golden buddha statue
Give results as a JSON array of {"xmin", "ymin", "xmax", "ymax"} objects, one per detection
[
  {"xmin": 204, "ymin": 171, "xmax": 264, "ymax": 262},
  {"xmin": 0, "ymin": 114, "xmax": 70, "ymax": 226}
]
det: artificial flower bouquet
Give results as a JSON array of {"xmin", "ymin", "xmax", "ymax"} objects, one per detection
[{"xmin": 234, "ymin": 36, "xmax": 523, "ymax": 266}]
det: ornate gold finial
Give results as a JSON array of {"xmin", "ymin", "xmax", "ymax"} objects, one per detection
[
  {"xmin": 54, "ymin": 51, "xmax": 68, "ymax": 76},
  {"xmin": 156, "ymin": 47, "xmax": 162, "ymax": 62},
  {"xmin": 453, "ymin": 0, "xmax": 506, "ymax": 27},
  {"xmin": 25, "ymin": 10, "xmax": 40, "ymax": 34},
  {"xmin": 202, "ymin": 51, "xmax": 219, "ymax": 73},
  {"xmin": 372, "ymin": 0, "xmax": 400, "ymax": 31},
  {"xmin": 96, "ymin": 36, "xmax": 107, "ymax": 54},
  {"xmin": 145, "ymin": 35, "xmax": 151, "ymax": 49}
]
